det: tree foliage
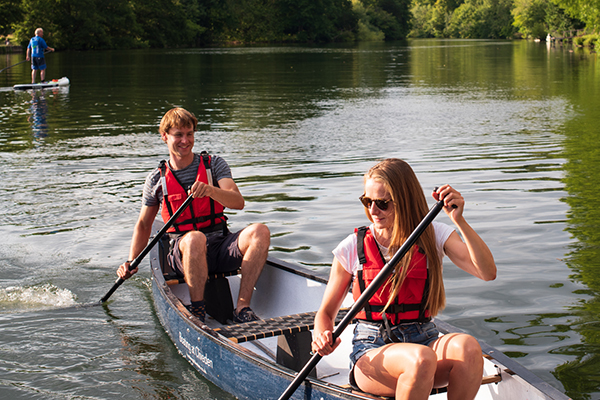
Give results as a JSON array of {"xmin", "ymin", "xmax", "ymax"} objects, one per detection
[
  {"xmin": 552, "ymin": 0, "xmax": 600, "ymax": 32},
  {"xmin": 0, "ymin": 0, "xmax": 23, "ymax": 38},
  {"xmin": 12, "ymin": 0, "xmax": 359, "ymax": 48},
  {"xmin": 7, "ymin": 0, "xmax": 600, "ymax": 48},
  {"xmin": 512, "ymin": 0, "xmax": 584, "ymax": 39},
  {"xmin": 354, "ymin": 0, "xmax": 412, "ymax": 40}
]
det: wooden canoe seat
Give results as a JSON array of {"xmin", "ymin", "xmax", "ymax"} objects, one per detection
[
  {"xmin": 214, "ymin": 308, "xmax": 349, "ymax": 344},
  {"xmin": 215, "ymin": 308, "xmax": 349, "ymax": 376}
]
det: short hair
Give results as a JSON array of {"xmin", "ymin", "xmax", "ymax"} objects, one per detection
[
  {"xmin": 35, "ymin": 28, "xmax": 43, "ymax": 36},
  {"xmin": 159, "ymin": 107, "xmax": 198, "ymax": 135}
]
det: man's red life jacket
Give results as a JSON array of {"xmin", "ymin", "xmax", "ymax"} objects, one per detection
[
  {"xmin": 159, "ymin": 152, "xmax": 227, "ymax": 234},
  {"xmin": 353, "ymin": 226, "xmax": 430, "ymax": 325}
]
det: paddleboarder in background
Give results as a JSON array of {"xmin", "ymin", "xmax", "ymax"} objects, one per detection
[
  {"xmin": 311, "ymin": 158, "xmax": 496, "ymax": 400},
  {"xmin": 26, "ymin": 28, "xmax": 54, "ymax": 84},
  {"xmin": 116, "ymin": 107, "xmax": 270, "ymax": 323}
]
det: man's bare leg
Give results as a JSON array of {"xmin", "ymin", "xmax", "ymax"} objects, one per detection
[{"xmin": 235, "ymin": 223, "xmax": 270, "ymax": 312}]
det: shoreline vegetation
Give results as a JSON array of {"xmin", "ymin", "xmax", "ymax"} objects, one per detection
[{"xmin": 0, "ymin": 0, "xmax": 598, "ymax": 51}]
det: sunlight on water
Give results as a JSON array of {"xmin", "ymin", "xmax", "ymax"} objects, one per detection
[{"xmin": 0, "ymin": 283, "xmax": 77, "ymax": 312}]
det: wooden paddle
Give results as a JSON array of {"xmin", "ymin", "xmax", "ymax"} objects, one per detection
[
  {"xmin": 99, "ymin": 194, "xmax": 195, "ymax": 303},
  {"xmin": 278, "ymin": 196, "xmax": 447, "ymax": 400}
]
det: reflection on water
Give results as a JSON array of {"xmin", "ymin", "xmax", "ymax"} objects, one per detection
[
  {"xmin": 552, "ymin": 66, "xmax": 600, "ymax": 398},
  {"xmin": 28, "ymin": 90, "xmax": 49, "ymax": 138},
  {"xmin": 0, "ymin": 40, "xmax": 598, "ymax": 399}
]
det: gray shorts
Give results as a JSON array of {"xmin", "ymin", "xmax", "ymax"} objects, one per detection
[{"xmin": 167, "ymin": 229, "xmax": 243, "ymax": 276}]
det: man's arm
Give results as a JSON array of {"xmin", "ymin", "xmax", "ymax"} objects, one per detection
[
  {"xmin": 117, "ymin": 204, "xmax": 159, "ymax": 279},
  {"xmin": 189, "ymin": 177, "xmax": 245, "ymax": 210}
]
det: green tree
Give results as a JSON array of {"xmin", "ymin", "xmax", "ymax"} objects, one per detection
[
  {"xmin": 409, "ymin": 0, "xmax": 464, "ymax": 38},
  {"xmin": 448, "ymin": 0, "xmax": 514, "ymax": 38},
  {"xmin": 0, "ymin": 0, "xmax": 22, "ymax": 38},
  {"xmin": 356, "ymin": 0, "xmax": 412, "ymax": 40},
  {"xmin": 512, "ymin": 0, "xmax": 583, "ymax": 39},
  {"xmin": 15, "ymin": 0, "xmax": 144, "ymax": 49},
  {"xmin": 552, "ymin": 0, "xmax": 600, "ymax": 32},
  {"xmin": 278, "ymin": 0, "xmax": 356, "ymax": 42}
]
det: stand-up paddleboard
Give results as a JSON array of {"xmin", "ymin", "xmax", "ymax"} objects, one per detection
[{"xmin": 14, "ymin": 77, "xmax": 70, "ymax": 90}]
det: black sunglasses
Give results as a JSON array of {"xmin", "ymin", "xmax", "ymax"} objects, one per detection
[{"xmin": 359, "ymin": 194, "xmax": 393, "ymax": 211}]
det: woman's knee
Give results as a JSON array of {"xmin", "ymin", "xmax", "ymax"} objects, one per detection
[{"xmin": 390, "ymin": 345, "xmax": 437, "ymax": 378}]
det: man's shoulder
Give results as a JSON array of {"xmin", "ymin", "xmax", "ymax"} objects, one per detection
[{"xmin": 145, "ymin": 164, "xmax": 162, "ymax": 182}]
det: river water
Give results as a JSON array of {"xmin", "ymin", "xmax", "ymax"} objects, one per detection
[{"xmin": 0, "ymin": 39, "xmax": 598, "ymax": 399}]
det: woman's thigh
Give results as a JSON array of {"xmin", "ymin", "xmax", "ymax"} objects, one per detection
[{"xmin": 354, "ymin": 343, "xmax": 437, "ymax": 397}]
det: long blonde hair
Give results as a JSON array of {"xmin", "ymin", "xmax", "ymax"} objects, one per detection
[{"xmin": 363, "ymin": 159, "xmax": 445, "ymax": 316}]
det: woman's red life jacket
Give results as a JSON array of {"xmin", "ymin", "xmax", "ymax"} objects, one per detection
[
  {"xmin": 353, "ymin": 226, "xmax": 430, "ymax": 325},
  {"xmin": 159, "ymin": 152, "xmax": 227, "ymax": 234}
]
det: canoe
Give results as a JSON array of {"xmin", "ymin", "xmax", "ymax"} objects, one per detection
[
  {"xmin": 148, "ymin": 238, "xmax": 571, "ymax": 400},
  {"xmin": 13, "ymin": 77, "xmax": 70, "ymax": 90}
]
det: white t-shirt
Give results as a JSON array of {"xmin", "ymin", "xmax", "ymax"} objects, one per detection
[{"xmin": 332, "ymin": 221, "xmax": 455, "ymax": 275}]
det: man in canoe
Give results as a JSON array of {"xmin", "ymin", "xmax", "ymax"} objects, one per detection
[
  {"xmin": 26, "ymin": 28, "xmax": 54, "ymax": 84},
  {"xmin": 312, "ymin": 158, "xmax": 496, "ymax": 399},
  {"xmin": 117, "ymin": 107, "xmax": 270, "ymax": 323}
]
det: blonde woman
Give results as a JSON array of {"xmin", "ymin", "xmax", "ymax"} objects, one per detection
[{"xmin": 312, "ymin": 158, "xmax": 496, "ymax": 400}]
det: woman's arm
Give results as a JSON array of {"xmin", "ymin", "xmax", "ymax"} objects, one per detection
[
  {"xmin": 312, "ymin": 258, "xmax": 353, "ymax": 356},
  {"xmin": 434, "ymin": 185, "xmax": 497, "ymax": 281}
]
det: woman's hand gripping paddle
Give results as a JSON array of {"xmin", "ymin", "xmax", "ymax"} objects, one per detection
[
  {"xmin": 278, "ymin": 195, "xmax": 447, "ymax": 400},
  {"xmin": 99, "ymin": 194, "xmax": 195, "ymax": 303}
]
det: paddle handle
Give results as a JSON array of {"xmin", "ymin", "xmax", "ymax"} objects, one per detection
[
  {"xmin": 100, "ymin": 194, "xmax": 196, "ymax": 303},
  {"xmin": 278, "ymin": 199, "xmax": 445, "ymax": 400}
]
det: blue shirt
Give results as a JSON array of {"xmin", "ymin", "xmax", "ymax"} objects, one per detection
[{"xmin": 28, "ymin": 36, "xmax": 48, "ymax": 58}]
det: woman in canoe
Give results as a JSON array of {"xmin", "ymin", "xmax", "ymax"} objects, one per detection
[{"xmin": 312, "ymin": 158, "xmax": 497, "ymax": 400}]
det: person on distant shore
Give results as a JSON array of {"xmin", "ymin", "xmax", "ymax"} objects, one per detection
[
  {"xmin": 26, "ymin": 28, "xmax": 54, "ymax": 84},
  {"xmin": 312, "ymin": 158, "xmax": 496, "ymax": 400},
  {"xmin": 116, "ymin": 107, "xmax": 270, "ymax": 324}
]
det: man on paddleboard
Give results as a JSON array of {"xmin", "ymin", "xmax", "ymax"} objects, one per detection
[
  {"xmin": 26, "ymin": 28, "xmax": 54, "ymax": 84},
  {"xmin": 116, "ymin": 107, "xmax": 270, "ymax": 324}
]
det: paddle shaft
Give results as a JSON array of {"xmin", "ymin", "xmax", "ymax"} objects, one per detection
[
  {"xmin": 0, "ymin": 50, "xmax": 51, "ymax": 73},
  {"xmin": 278, "ymin": 198, "xmax": 445, "ymax": 400},
  {"xmin": 100, "ymin": 194, "xmax": 195, "ymax": 303}
]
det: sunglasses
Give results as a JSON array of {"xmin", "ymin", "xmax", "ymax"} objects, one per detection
[{"xmin": 359, "ymin": 194, "xmax": 393, "ymax": 211}]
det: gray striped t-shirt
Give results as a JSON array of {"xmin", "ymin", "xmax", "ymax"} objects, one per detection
[{"xmin": 142, "ymin": 153, "xmax": 232, "ymax": 207}]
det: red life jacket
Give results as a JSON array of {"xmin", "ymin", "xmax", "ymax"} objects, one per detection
[
  {"xmin": 353, "ymin": 226, "xmax": 430, "ymax": 325},
  {"xmin": 159, "ymin": 152, "xmax": 227, "ymax": 234}
]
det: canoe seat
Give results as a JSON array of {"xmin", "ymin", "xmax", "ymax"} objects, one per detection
[
  {"xmin": 214, "ymin": 308, "xmax": 349, "ymax": 344},
  {"xmin": 215, "ymin": 308, "xmax": 349, "ymax": 376}
]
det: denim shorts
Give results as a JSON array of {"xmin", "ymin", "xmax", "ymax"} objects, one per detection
[{"xmin": 349, "ymin": 320, "xmax": 440, "ymax": 367}]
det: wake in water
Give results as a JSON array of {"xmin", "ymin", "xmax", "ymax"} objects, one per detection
[{"xmin": 0, "ymin": 283, "xmax": 78, "ymax": 312}]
